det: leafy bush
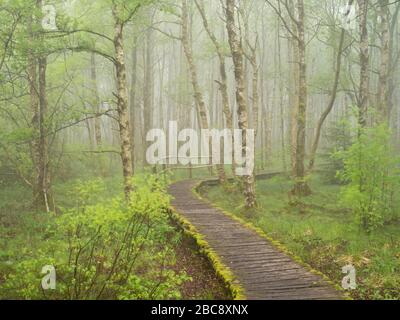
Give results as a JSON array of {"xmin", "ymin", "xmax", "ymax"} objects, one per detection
[
  {"xmin": 320, "ymin": 118, "xmax": 353, "ymax": 185},
  {"xmin": 1, "ymin": 175, "xmax": 190, "ymax": 300},
  {"xmin": 336, "ymin": 124, "xmax": 400, "ymax": 232}
]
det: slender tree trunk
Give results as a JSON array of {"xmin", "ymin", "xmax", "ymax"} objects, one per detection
[
  {"xmin": 308, "ymin": 28, "xmax": 345, "ymax": 172},
  {"xmin": 159, "ymin": 47, "xmax": 166, "ymax": 139},
  {"xmin": 91, "ymin": 53, "xmax": 102, "ymax": 147},
  {"xmin": 277, "ymin": 20, "xmax": 287, "ymax": 172},
  {"xmin": 247, "ymin": 42, "xmax": 260, "ymax": 173},
  {"xmin": 28, "ymin": 14, "xmax": 42, "ymax": 210},
  {"xmin": 28, "ymin": 0, "xmax": 51, "ymax": 211},
  {"xmin": 129, "ymin": 36, "xmax": 138, "ymax": 171},
  {"xmin": 226, "ymin": 0, "xmax": 256, "ymax": 208},
  {"xmin": 181, "ymin": 0, "xmax": 208, "ymax": 130},
  {"xmin": 388, "ymin": 3, "xmax": 400, "ymax": 119},
  {"xmin": 38, "ymin": 56, "xmax": 51, "ymax": 212},
  {"xmin": 287, "ymin": 1, "xmax": 300, "ymax": 177},
  {"xmin": 143, "ymin": 15, "xmax": 154, "ymax": 166},
  {"xmin": 195, "ymin": 0, "xmax": 231, "ymax": 181},
  {"xmin": 291, "ymin": 0, "xmax": 311, "ymax": 196},
  {"xmin": 247, "ymin": 41, "xmax": 259, "ymax": 140},
  {"xmin": 181, "ymin": 0, "xmax": 225, "ymax": 182},
  {"xmin": 85, "ymin": 117, "xmax": 93, "ymax": 149},
  {"xmin": 377, "ymin": 0, "xmax": 390, "ymax": 123},
  {"xmin": 358, "ymin": 0, "xmax": 370, "ymax": 127},
  {"xmin": 112, "ymin": 5, "xmax": 134, "ymax": 197}
]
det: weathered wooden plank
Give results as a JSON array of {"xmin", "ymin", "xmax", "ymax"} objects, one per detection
[{"xmin": 169, "ymin": 180, "xmax": 342, "ymax": 300}]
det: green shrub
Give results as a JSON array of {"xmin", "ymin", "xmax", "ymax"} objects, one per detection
[
  {"xmin": 336, "ymin": 124, "xmax": 400, "ymax": 232},
  {"xmin": 1, "ymin": 175, "xmax": 189, "ymax": 300},
  {"xmin": 320, "ymin": 118, "xmax": 353, "ymax": 185}
]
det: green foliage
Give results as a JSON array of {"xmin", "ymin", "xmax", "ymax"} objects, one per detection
[
  {"xmin": 320, "ymin": 117, "xmax": 353, "ymax": 185},
  {"xmin": 336, "ymin": 124, "xmax": 400, "ymax": 232},
  {"xmin": 1, "ymin": 175, "xmax": 190, "ymax": 300}
]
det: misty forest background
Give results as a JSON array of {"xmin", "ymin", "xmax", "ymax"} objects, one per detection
[{"xmin": 0, "ymin": 0, "xmax": 400, "ymax": 300}]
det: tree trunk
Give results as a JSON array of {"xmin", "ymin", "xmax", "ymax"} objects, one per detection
[
  {"xmin": 225, "ymin": 0, "xmax": 256, "ymax": 208},
  {"xmin": 358, "ymin": 0, "xmax": 369, "ymax": 127},
  {"xmin": 181, "ymin": 0, "xmax": 225, "ymax": 182},
  {"xmin": 112, "ymin": 5, "xmax": 134, "ymax": 198},
  {"xmin": 195, "ymin": 0, "xmax": 231, "ymax": 181},
  {"xmin": 28, "ymin": 14, "xmax": 42, "ymax": 210},
  {"xmin": 377, "ymin": 0, "xmax": 390, "ymax": 123},
  {"xmin": 38, "ymin": 56, "xmax": 51, "ymax": 212},
  {"xmin": 248, "ymin": 41, "xmax": 259, "ymax": 140},
  {"xmin": 91, "ymin": 53, "xmax": 102, "ymax": 147},
  {"xmin": 181, "ymin": 0, "xmax": 208, "ymax": 130},
  {"xmin": 287, "ymin": 1, "xmax": 300, "ymax": 177},
  {"xmin": 129, "ymin": 36, "xmax": 138, "ymax": 172},
  {"xmin": 291, "ymin": 0, "xmax": 311, "ymax": 196},
  {"xmin": 308, "ymin": 28, "xmax": 345, "ymax": 172},
  {"xmin": 247, "ymin": 41, "xmax": 260, "ymax": 173},
  {"xmin": 388, "ymin": 3, "xmax": 400, "ymax": 119},
  {"xmin": 277, "ymin": 20, "xmax": 287, "ymax": 172},
  {"xmin": 28, "ymin": 0, "xmax": 51, "ymax": 211},
  {"xmin": 143, "ymin": 14, "xmax": 154, "ymax": 166}
]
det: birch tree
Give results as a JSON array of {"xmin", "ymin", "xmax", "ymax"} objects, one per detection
[{"xmin": 225, "ymin": 0, "xmax": 256, "ymax": 208}]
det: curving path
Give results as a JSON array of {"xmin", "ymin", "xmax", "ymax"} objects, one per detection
[{"xmin": 169, "ymin": 179, "xmax": 343, "ymax": 300}]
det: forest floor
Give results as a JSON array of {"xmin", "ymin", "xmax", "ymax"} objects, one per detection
[
  {"xmin": 172, "ymin": 235, "xmax": 230, "ymax": 300},
  {"xmin": 201, "ymin": 174, "xmax": 400, "ymax": 300},
  {"xmin": 0, "ymin": 177, "xmax": 229, "ymax": 300}
]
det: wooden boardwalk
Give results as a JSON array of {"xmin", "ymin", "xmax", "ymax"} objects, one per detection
[{"xmin": 169, "ymin": 180, "xmax": 342, "ymax": 300}]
